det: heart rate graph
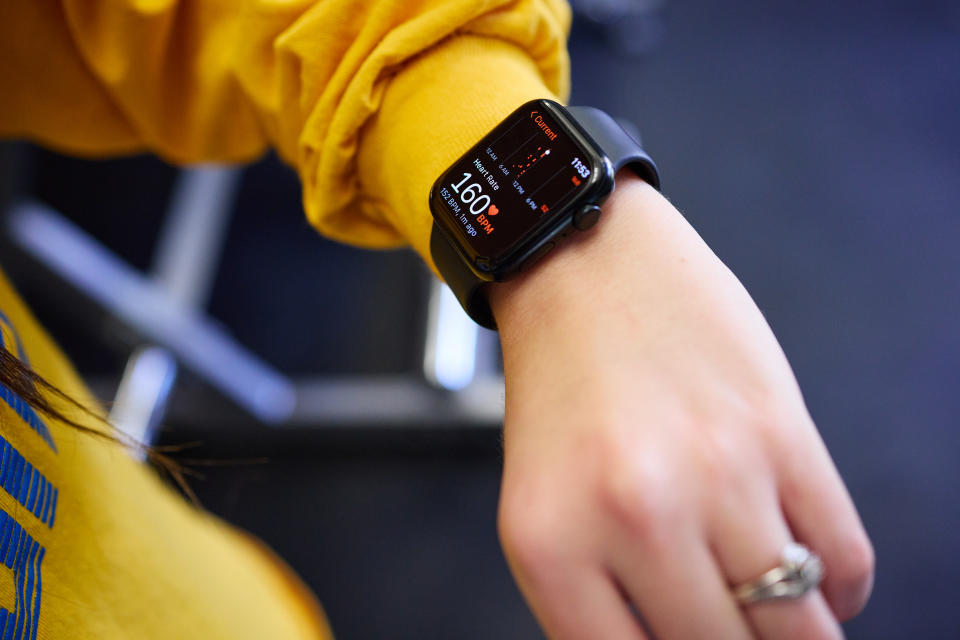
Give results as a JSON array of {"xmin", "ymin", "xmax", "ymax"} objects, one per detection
[{"xmin": 513, "ymin": 147, "xmax": 551, "ymax": 177}]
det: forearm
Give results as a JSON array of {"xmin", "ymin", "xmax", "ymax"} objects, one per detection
[
  {"xmin": 487, "ymin": 173, "xmax": 699, "ymax": 335},
  {"xmin": 489, "ymin": 172, "xmax": 787, "ymax": 381}
]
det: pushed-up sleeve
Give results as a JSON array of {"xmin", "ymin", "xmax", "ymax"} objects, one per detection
[{"xmin": 0, "ymin": 0, "xmax": 571, "ymax": 265}]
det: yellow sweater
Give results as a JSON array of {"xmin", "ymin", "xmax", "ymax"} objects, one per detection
[{"xmin": 0, "ymin": 0, "xmax": 571, "ymax": 638}]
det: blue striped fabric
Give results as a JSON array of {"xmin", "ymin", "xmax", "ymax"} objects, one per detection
[
  {"xmin": 0, "ymin": 510, "xmax": 45, "ymax": 640},
  {"xmin": 0, "ymin": 314, "xmax": 57, "ymax": 454},
  {"xmin": 0, "ymin": 387, "xmax": 57, "ymax": 455},
  {"xmin": 0, "ymin": 309, "xmax": 56, "ymax": 640},
  {"xmin": 0, "ymin": 438, "xmax": 57, "ymax": 528}
]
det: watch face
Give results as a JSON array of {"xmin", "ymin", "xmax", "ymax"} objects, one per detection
[{"xmin": 430, "ymin": 99, "xmax": 611, "ymax": 274}]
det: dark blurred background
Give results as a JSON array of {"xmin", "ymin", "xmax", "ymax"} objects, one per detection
[{"xmin": 2, "ymin": 0, "xmax": 959, "ymax": 637}]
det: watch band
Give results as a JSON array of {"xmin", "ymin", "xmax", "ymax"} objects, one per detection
[
  {"xmin": 430, "ymin": 221, "xmax": 497, "ymax": 328},
  {"xmin": 565, "ymin": 106, "xmax": 661, "ymax": 190},
  {"xmin": 431, "ymin": 104, "xmax": 661, "ymax": 330}
]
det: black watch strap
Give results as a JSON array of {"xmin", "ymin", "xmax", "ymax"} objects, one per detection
[
  {"xmin": 566, "ymin": 105, "xmax": 661, "ymax": 190},
  {"xmin": 431, "ymin": 104, "xmax": 661, "ymax": 331},
  {"xmin": 430, "ymin": 221, "xmax": 497, "ymax": 328}
]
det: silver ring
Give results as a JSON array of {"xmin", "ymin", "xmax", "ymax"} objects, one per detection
[{"xmin": 733, "ymin": 543, "xmax": 825, "ymax": 605}]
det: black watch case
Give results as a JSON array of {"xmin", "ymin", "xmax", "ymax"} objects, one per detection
[{"xmin": 428, "ymin": 99, "xmax": 615, "ymax": 282}]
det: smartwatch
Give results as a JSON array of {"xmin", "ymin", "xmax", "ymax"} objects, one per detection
[{"xmin": 429, "ymin": 99, "xmax": 661, "ymax": 329}]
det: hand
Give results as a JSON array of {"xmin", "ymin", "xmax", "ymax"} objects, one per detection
[{"xmin": 488, "ymin": 174, "xmax": 874, "ymax": 639}]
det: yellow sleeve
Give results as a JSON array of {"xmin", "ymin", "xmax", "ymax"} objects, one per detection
[{"xmin": 0, "ymin": 0, "xmax": 571, "ymax": 267}]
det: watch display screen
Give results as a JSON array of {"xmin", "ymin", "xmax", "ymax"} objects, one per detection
[{"xmin": 431, "ymin": 100, "xmax": 606, "ymax": 267}]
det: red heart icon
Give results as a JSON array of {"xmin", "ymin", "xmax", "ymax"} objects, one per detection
[{"xmin": 488, "ymin": 204, "xmax": 500, "ymax": 216}]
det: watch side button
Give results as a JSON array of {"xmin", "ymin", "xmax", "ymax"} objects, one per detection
[
  {"xmin": 573, "ymin": 204, "xmax": 602, "ymax": 231},
  {"xmin": 519, "ymin": 241, "xmax": 556, "ymax": 272}
]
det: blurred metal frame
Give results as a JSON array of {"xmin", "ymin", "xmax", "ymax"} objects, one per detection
[{"xmin": 4, "ymin": 166, "xmax": 505, "ymax": 435}]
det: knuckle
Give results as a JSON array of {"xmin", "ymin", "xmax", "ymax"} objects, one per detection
[
  {"xmin": 497, "ymin": 485, "xmax": 562, "ymax": 578},
  {"xmin": 595, "ymin": 450, "xmax": 679, "ymax": 545},
  {"xmin": 777, "ymin": 623, "xmax": 841, "ymax": 640},
  {"xmin": 797, "ymin": 623, "xmax": 844, "ymax": 640},
  {"xmin": 828, "ymin": 533, "xmax": 876, "ymax": 620},
  {"xmin": 699, "ymin": 426, "xmax": 747, "ymax": 479},
  {"xmin": 844, "ymin": 533, "xmax": 876, "ymax": 582},
  {"xmin": 695, "ymin": 423, "xmax": 768, "ymax": 498},
  {"xmin": 737, "ymin": 391, "xmax": 808, "ymax": 443},
  {"xmin": 753, "ymin": 600, "xmax": 843, "ymax": 640}
]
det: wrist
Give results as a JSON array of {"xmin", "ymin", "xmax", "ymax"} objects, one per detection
[
  {"xmin": 488, "ymin": 171, "xmax": 712, "ymax": 345},
  {"xmin": 488, "ymin": 168, "xmax": 798, "ymax": 417}
]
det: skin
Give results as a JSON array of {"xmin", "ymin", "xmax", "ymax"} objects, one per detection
[{"xmin": 486, "ymin": 172, "xmax": 875, "ymax": 640}]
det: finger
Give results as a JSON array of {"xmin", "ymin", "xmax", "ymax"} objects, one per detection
[
  {"xmin": 612, "ymin": 526, "xmax": 754, "ymax": 640},
  {"xmin": 507, "ymin": 556, "xmax": 649, "ymax": 640},
  {"xmin": 709, "ymin": 473, "xmax": 843, "ymax": 640},
  {"xmin": 776, "ymin": 424, "xmax": 875, "ymax": 620}
]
